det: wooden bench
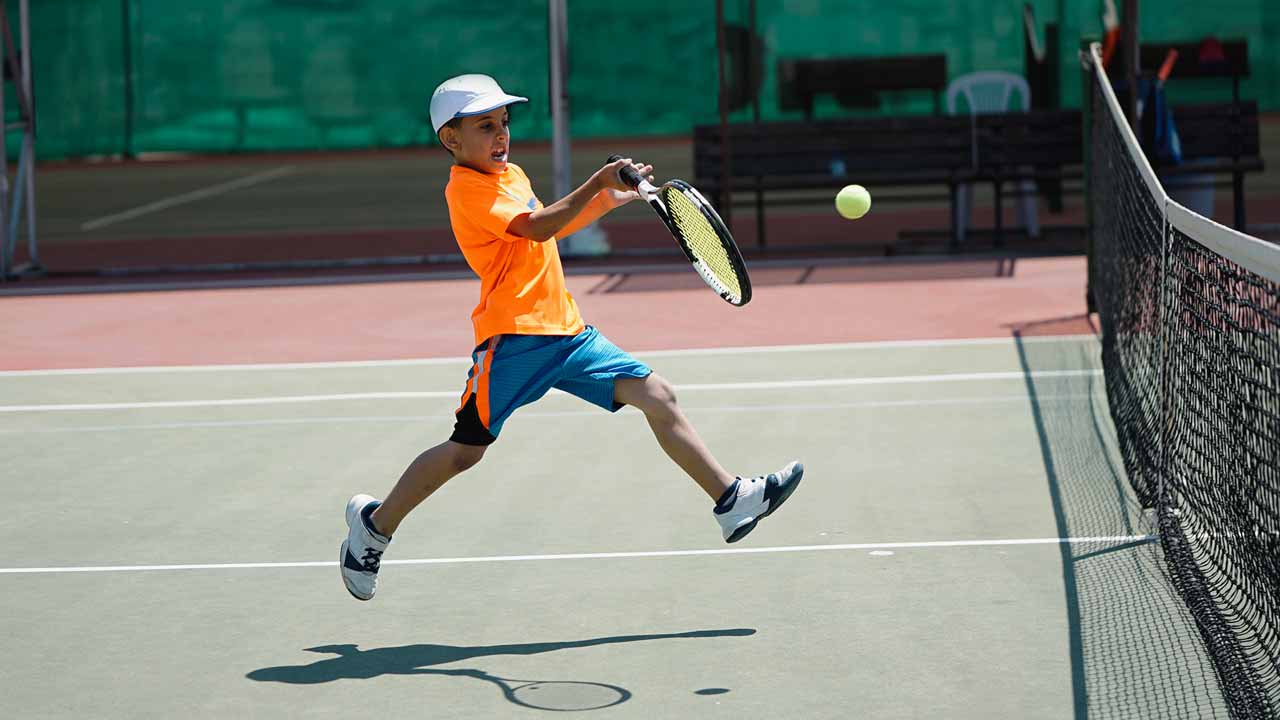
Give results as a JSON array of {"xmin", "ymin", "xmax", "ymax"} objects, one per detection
[
  {"xmin": 693, "ymin": 101, "xmax": 1261, "ymax": 248},
  {"xmin": 694, "ymin": 115, "xmax": 974, "ymax": 248},
  {"xmin": 693, "ymin": 110, "xmax": 1082, "ymax": 249},
  {"xmin": 777, "ymin": 54, "xmax": 948, "ymax": 119},
  {"xmin": 1152, "ymin": 101, "xmax": 1263, "ymax": 229},
  {"xmin": 965, "ymin": 109, "xmax": 1084, "ymax": 245}
]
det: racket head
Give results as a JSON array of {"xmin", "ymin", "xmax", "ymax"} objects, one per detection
[
  {"xmin": 504, "ymin": 679, "xmax": 631, "ymax": 711},
  {"xmin": 656, "ymin": 180, "xmax": 752, "ymax": 306}
]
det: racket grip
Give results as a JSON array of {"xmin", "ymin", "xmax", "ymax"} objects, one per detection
[{"xmin": 606, "ymin": 154, "xmax": 644, "ymax": 189}]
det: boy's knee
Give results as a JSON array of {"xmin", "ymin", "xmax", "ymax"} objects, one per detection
[
  {"xmin": 448, "ymin": 443, "xmax": 487, "ymax": 473},
  {"xmin": 645, "ymin": 375, "xmax": 679, "ymax": 413}
]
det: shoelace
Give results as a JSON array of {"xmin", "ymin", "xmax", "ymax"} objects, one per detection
[{"xmin": 359, "ymin": 547, "xmax": 383, "ymax": 572}]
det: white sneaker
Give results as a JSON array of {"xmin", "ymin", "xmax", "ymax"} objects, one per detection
[
  {"xmin": 340, "ymin": 494, "xmax": 391, "ymax": 601},
  {"xmin": 713, "ymin": 461, "xmax": 804, "ymax": 543}
]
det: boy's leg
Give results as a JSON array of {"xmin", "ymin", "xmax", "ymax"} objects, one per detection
[
  {"xmin": 342, "ymin": 333, "xmax": 565, "ymax": 601},
  {"xmin": 371, "ymin": 440, "xmax": 487, "ymax": 536},
  {"xmin": 613, "ymin": 374, "xmax": 735, "ymax": 501},
  {"xmin": 341, "ymin": 440, "xmax": 485, "ymax": 601},
  {"xmin": 613, "ymin": 372, "xmax": 804, "ymax": 544},
  {"xmin": 341, "ymin": 337, "xmax": 497, "ymax": 602}
]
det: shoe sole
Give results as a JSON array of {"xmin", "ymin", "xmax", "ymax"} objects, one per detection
[
  {"xmin": 341, "ymin": 494, "xmax": 381, "ymax": 601},
  {"xmin": 340, "ymin": 539, "xmax": 374, "ymax": 601},
  {"xmin": 726, "ymin": 463, "xmax": 804, "ymax": 544}
]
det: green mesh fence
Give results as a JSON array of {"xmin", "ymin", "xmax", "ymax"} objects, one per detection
[{"xmin": 19, "ymin": 0, "xmax": 1280, "ymax": 160}]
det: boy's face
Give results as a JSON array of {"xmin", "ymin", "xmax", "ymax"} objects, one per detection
[{"xmin": 440, "ymin": 108, "xmax": 511, "ymax": 174}]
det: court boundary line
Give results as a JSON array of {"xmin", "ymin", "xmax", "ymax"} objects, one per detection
[
  {"xmin": 0, "ymin": 393, "xmax": 1095, "ymax": 434},
  {"xmin": 0, "ymin": 369, "xmax": 1103, "ymax": 413},
  {"xmin": 0, "ymin": 535, "xmax": 1155, "ymax": 575},
  {"xmin": 0, "ymin": 334, "xmax": 1098, "ymax": 377},
  {"xmin": 80, "ymin": 166, "xmax": 299, "ymax": 231}
]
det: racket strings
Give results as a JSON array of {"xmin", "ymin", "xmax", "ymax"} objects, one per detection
[{"xmin": 661, "ymin": 188, "xmax": 743, "ymax": 300}]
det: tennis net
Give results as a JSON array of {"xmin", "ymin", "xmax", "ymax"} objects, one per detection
[{"xmin": 1086, "ymin": 43, "xmax": 1280, "ymax": 719}]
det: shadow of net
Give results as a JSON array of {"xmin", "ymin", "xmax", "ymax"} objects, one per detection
[{"xmin": 1014, "ymin": 332, "xmax": 1228, "ymax": 718}]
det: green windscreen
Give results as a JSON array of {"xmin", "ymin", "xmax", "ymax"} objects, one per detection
[{"xmin": 19, "ymin": 0, "xmax": 1280, "ymax": 160}]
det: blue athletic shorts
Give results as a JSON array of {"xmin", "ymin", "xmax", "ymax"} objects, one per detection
[{"xmin": 450, "ymin": 325, "xmax": 653, "ymax": 446}]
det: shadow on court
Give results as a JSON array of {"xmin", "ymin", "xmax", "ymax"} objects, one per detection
[
  {"xmin": 248, "ymin": 628, "xmax": 752, "ymax": 710},
  {"xmin": 1013, "ymin": 330, "xmax": 1227, "ymax": 718},
  {"xmin": 585, "ymin": 257, "xmax": 1018, "ymax": 295}
]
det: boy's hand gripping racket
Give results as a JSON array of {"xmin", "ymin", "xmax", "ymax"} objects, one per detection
[{"xmin": 608, "ymin": 155, "xmax": 752, "ymax": 306}]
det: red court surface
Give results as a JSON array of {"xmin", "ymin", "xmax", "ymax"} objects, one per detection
[{"xmin": 0, "ymin": 255, "xmax": 1090, "ymax": 371}]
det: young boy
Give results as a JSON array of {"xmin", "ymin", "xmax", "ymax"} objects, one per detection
[{"xmin": 340, "ymin": 74, "xmax": 803, "ymax": 601}]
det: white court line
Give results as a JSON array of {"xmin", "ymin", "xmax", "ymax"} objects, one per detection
[
  {"xmin": 1, "ymin": 391, "xmax": 453, "ymax": 413},
  {"xmin": 0, "ymin": 370, "xmax": 1102, "ymax": 413},
  {"xmin": 0, "ymin": 357, "xmax": 464, "ymax": 378},
  {"xmin": 79, "ymin": 166, "xmax": 298, "ymax": 231},
  {"xmin": 0, "ymin": 535, "xmax": 1154, "ymax": 575},
  {"xmin": 0, "ymin": 334, "xmax": 1098, "ymax": 378},
  {"xmin": 0, "ymin": 394, "xmax": 1095, "ymax": 435},
  {"xmin": 675, "ymin": 369, "xmax": 1098, "ymax": 392}
]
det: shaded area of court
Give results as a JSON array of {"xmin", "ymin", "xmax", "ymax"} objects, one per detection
[
  {"xmin": 0, "ymin": 337, "xmax": 1230, "ymax": 718},
  {"xmin": 19, "ymin": 109, "xmax": 1280, "ymax": 279}
]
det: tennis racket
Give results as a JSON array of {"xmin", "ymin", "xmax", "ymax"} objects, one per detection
[
  {"xmin": 608, "ymin": 154, "xmax": 752, "ymax": 306},
  {"xmin": 432, "ymin": 668, "xmax": 630, "ymax": 711}
]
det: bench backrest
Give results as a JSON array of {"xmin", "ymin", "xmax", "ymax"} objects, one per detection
[
  {"xmin": 693, "ymin": 115, "xmax": 972, "ymax": 182},
  {"xmin": 1173, "ymin": 102, "xmax": 1260, "ymax": 160},
  {"xmin": 691, "ymin": 103, "xmax": 1255, "ymax": 187},
  {"xmin": 975, "ymin": 109, "xmax": 1083, "ymax": 169},
  {"xmin": 777, "ymin": 55, "xmax": 947, "ymax": 117}
]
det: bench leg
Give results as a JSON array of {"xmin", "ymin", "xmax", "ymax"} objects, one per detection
[
  {"xmin": 994, "ymin": 180, "xmax": 1004, "ymax": 249},
  {"xmin": 949, "ymin": 182, "xmax": 960, "ymax": 252},
  {"xmin": 1233, "ymin": 172, "xmax": 1246, "ymax": 232},
  {"xmin": 755, "ymin": 187, "xmax": 766, "ymax": 249}
]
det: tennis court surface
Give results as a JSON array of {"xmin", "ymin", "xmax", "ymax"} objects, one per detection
[
  {"xmin": 4, "ymin": 38, "xmax": 1280, "ymax": 720},
  {"xmin": 2, "ymin": 332, "xmax": 1222, "ymax": 719}
]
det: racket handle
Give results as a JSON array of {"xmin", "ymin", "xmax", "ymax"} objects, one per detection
[{"xmin": 606, "ymin": 154, "xmax": 644, "ymax": 189}]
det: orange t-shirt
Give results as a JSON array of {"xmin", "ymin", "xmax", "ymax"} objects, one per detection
[{"xmin": 445, "ymin": 163, "xmax": 585, "ymax": 346}]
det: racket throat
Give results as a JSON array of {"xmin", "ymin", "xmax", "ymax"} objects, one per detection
[{"xmin": 691, "ymin": 258, "xmax": 734, "ymax": 301}]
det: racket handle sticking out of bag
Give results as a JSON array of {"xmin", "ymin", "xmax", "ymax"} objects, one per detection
[{"xmin": 607, "ymin": 154, "xmax": 752, "ymax": 306}]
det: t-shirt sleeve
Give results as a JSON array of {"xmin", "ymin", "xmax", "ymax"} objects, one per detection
[{"xmin": 449, "ymin": 175, "xmax": 531, "ymax": 241}]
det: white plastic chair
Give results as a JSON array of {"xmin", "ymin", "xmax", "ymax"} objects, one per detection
[{"xmin": 945, "ymin": 71, "xmax": 1040, "ymax": 244}]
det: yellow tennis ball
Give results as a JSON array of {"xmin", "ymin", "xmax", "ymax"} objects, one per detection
[{"xmin": 835, "ymin": 184, "xmax": 871, "ymax": 219}]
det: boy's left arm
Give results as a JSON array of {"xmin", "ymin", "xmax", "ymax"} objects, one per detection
[{"xmin": 557, "ymin": 160, "xmax": 654, "ymax": 239}]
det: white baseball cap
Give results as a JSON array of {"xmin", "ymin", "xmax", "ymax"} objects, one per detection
[{"xmin": 429, "ymin": 74, "xmax": 528, "ymax": 133}]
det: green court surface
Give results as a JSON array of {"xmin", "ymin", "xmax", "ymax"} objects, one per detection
[{"xmin": 0, "ymin": 337, "xmax": 1225, "ymax": 718}]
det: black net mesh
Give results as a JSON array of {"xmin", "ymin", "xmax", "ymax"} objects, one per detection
[
  {"xmin": 1160, "ymin": 230, "xmax": 1280, "ymax": 717},
  {"xmin": 1090, "ymin": 78, "xmax": 1166, "ymax": 510},
  {"xmin": 1089, "ymin": 54, "xmax": 1280, "ymax": 719}
]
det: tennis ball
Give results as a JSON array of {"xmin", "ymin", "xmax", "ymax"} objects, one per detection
[{"xmin": 835, "ymin": 184, "xmax": 871, "ymax": 220}]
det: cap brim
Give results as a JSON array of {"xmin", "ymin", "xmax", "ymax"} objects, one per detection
[{"xmin": 455, "ymin": 93, "xmax": 529, "ymax": 119}]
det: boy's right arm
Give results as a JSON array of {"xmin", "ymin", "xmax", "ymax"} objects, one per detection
[{"xmin": 507, "ymin": 158, "xmax": 651, "ymax": 242}]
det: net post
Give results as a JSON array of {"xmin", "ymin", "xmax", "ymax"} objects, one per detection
[
  {"xmin": 0, "ymin": 0, "xmax": 38, "ymax": 279},
  {"xmin": 0, "ymin": 1, "xmax": 10, "ymax": 280},
  {"xmin": 715, "ymin": 0, "xmax": 733, "ymax": 232},
  {"xmin": 749, "ymin": 0, "xmax": 764, "ymax": 250},
  {"xmin": 19, "ymin": 0, "xmax": 36, "ymax": 271},
  {"xmin": 1121, "ymin": 0, "xmax": 1140, "ymax": 131},
  {"xmin": 1082, "ymin": 41, "xmax": 1096, "ymax": 313},
  {"xmin": 121, "ymin": 0, "xmax": 135, "ymax": 159},
  {"xmin": 547, "ymin": 0, "xmax": 607, "ymax": 257},
  {"xmin": 547, "ymin": 0, "xmax": 569, "ymax": 204}
]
